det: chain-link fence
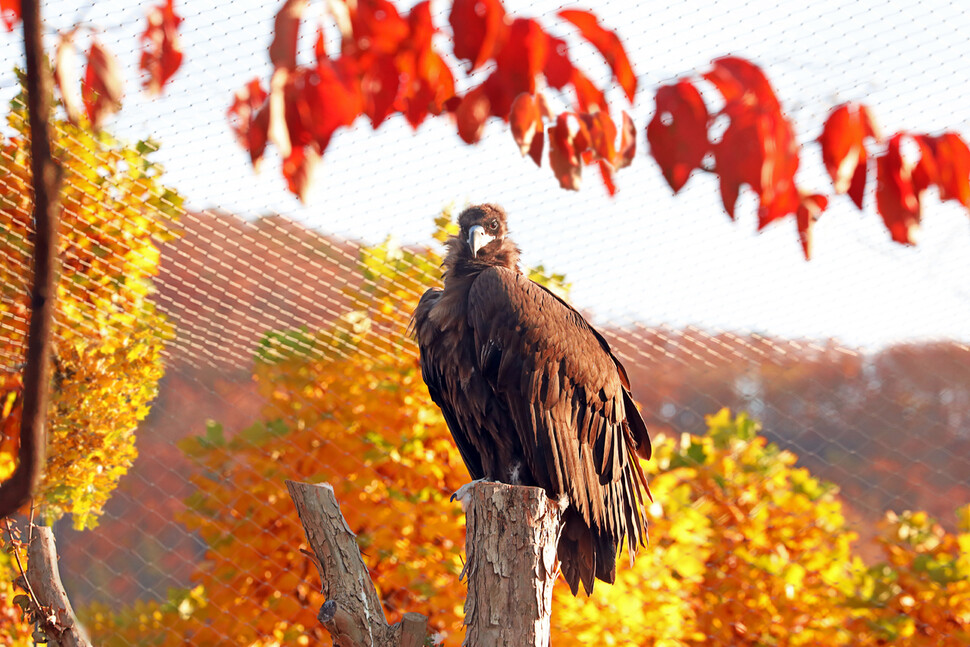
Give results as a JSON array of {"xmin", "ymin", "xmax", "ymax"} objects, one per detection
[{"xmin": 2, "ymin": 0, "xmax": 970, "ymax": 645}]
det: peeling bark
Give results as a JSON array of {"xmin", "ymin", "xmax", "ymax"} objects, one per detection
[{"xmin": 461, "ymin": 481, "xmax": 561, "ymax": 647}]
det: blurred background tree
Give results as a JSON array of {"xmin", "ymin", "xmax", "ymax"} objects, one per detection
[{"xmin": 79, "ymin": 216, "xmax": 970, "ymax": 646}]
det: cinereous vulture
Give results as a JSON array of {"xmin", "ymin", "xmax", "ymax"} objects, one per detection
[{"xmin": 412, "ymin": 204, "xmax": 652, "ymax": 595}]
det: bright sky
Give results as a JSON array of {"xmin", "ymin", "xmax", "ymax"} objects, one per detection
[{"xmin": 2, "ymin": 0, "xmax": 969, "ymax": 349}]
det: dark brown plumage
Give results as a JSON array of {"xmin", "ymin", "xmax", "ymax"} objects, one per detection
[{"xmin": 412, "ymin": 204, "xmax": 652, "ymax": 595}]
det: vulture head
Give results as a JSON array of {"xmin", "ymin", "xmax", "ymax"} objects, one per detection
[{"xmin": 452, "ymin": 204, "xmax": 520, "ymax": 270}]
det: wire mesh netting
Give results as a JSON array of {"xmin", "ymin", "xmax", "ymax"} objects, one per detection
[{"xmin": 1, "ymin": 0, "xmax": 970, "ymax": 645}]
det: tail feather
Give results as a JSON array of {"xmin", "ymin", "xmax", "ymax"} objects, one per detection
[{"xmin": 559, "ymin": 509, "xmax": 621, "ymax": 596}]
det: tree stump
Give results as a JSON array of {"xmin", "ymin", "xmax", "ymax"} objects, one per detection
[{"xmin": 459, "ymin": 481, "xmax": 561, "ymax": 647}]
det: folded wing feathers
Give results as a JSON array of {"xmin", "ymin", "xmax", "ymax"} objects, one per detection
[{"xmin": 462, "ymin": 267, "xmax": 650, "ymax": 593}]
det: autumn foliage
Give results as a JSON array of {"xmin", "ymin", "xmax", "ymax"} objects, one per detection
[
  {"xmin": 4, "ymin": 0, "xmax": 183, "ymax": 128},
  {"xmin": 1, "ymin": 1, "xmax": 968, "ymax": 644},
  {"xmin": 229, "ymin": 0, "xmax": 637, "ymax": 198},
  {"xmin": 7, "ymin": 0, "xmax": 967, "ymax": 256},
  {"xmin": 0, "ymin": 88, "xmax": 182, "ymax": 529},
  {"xmin": 0, "ymin": 91, "xmax": 181, "ymax": 642},
  {"xmin": 73, "ymin": 216, "xmax": 970, "ymax": 646}
]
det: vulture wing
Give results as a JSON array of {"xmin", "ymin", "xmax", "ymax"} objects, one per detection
[
  {"xmin": 413, "ymin": 288, "xmax": 486, "ymax": 480},
  {"xmin": 467, "ymin": 267, "xmax": 651, "ymax": 595}
]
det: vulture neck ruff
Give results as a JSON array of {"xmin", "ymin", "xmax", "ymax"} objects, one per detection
[{"xmin": 442, "ymin": 233, "xmax": 521, "ymax": 283}]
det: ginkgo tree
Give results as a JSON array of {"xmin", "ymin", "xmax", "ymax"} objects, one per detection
[
  {"xmin": 0, "ymin": 88, "xmax": 182, "ymax": 643},
  {"xmin": 0, "ymin": 84, "xmax": 183, "ymax": 527}
]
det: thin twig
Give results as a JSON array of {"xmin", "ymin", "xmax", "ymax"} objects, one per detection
[
  {"xmin": 3, "ymin": 517, "xmax": 39, "ymax": 608},
  {"xmin": 27, "ymin": 499, "xmax": 35, "ymax": 546}
]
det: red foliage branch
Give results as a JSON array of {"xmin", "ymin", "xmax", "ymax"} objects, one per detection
[
  {"xmin": 821, "ymin": 108, "xmax": 970, "ymax": 246},
  {"xmin": 647, "ymin": 57, "xmax": 829, "ymax": 258},
  {"xmin": 6, "ymin": 0, "xmax": 184, "ymax": 130},
  {"xmin": 648, "ymin": 58, "xmax": 970, "ymax": 258},
  {"xmin": 229, "ymin": 0, "xmax": 637, "ymax": 199}
]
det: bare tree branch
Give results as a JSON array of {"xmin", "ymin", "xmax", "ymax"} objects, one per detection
[
  {"xmin": 24, "ymin": 526, "xmax": 92, "ymax": 647},
  {"xmin": 286, "ymin": 480, "xmax": 429, "ymax": 647},
  {"xmin": 0, "ymin": 0, "xmax": 61, "ymax": 518}
]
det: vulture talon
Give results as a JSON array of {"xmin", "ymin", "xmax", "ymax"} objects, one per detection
[{"xmin": 450, "ymin": 478, "xmax": 490, "ymax": 504}]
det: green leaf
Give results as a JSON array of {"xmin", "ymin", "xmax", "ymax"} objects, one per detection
[{"xmin": 205, "ymin": 421, "xmax": 225, "ymax": 446}]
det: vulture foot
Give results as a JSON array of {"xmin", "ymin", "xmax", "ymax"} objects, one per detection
[{"xmin": 450, "ymin": 478, "xmax": 492, "ymax": 506}]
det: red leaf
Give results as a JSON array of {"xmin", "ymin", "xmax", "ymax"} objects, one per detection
[
  {"xmin": 140, "ymin": 0, "xmax": 184, "ymax": 95},
  {"xmin": 449, "ymin": 0, "xmax": 507, "ymax": 72},
  {"xmin": 796, "ymin": 194, "xmax": 829, "ymax": 260},
  {"xmin": 876, "ymin": 134, "xmax": 921, "ymax": 244},
  {"xmin": 646, "ymin": 81, "xmax": 709, "ymax": 193},
  {"xmin": 924, "ymin": 133, "xmax": 970, "ymax": 207},
  {"xmin": 402, "ymin": 50, "xmax": 455, "ymax": 128},
  {"xmin": 269, "ymin": 0, "xmax": 307, "ymax": 70},
  {"xmin": 362, "ymin": 54, "xmax": 400, "ymax": 128},
  {"xmin": 490, "ymin": 18, "xmax": 547, "ymax": 116},
  {"xmin": 598, "ymin": 159, "xmax": 616, "ymax": 196},
  {"xmin": 0, "ymin": 0, "xmax": 19, "ymax": 31},
  {"xmin": 549, "ymin": 134, "xmax": 581, "ymax": 190},
  {"xmin": 228, "ymin": 79, "xmax": 269, "ymax": 144},
  {"xmin": 558, "ymin": 9, "xmax": 636, "ymax": 102},
  {"xmin": 82, "ymin": 41, "xmax": 123, "ymax": 130},
  {"xmin": 704, "ymin": 56, "xmax": 779, "ymax": 111},
  {"xmin": 818, "ymin": 103, "xmax": 876, "ymax": 209},
  {"xmin": 301, "ymin": 57, "xmax": 363, "ymax": 153},
  {"xmin": 911, "ymin": 134, "xmax": 939, "ymax": 196},
  {"xmin": 510, "ymin": 93, "xmax": 542, "ymax": 159},
  {"xmin": 401, "ymin": 1, "xmax": 456, "ymax": 128},
  {"xmin": 350, "ymin": 0, "xmax": 409, "ymax": 54},
  {"xmin": 54, "ymin": 30, "xmax": 83, "ymax": 125},
  {"xmin": 616, "ymin": 111, "xmax": 636, "ymax": 169},
  {"xmin": 456, "ymin": 85, "xmax": 491, "ymax": 144},
  {"xmin": 580, "ymin": 110, "xmax": 617, "ymax": 164},
  {"xmin": 571, "ymin": 68, "xmax": 607, "ymax": 114},
  {"xmin": 248, "ymin": 105, "xmax": 270, "ymax": 168},
  {"xmin": 758, "ymin": 113, "xmax": 800, "ymax": 228},
  {"xmin": 548, "ymin": 112, "xmax": 590, "ymax": 190},
  {"xmin": 715, "ymin": 103, "xmax": 799, "ymax": 222},
  {"xmin": 544, "ymin": 35, "xmax": 573, "ymax": 90},
  {"xmin": 527, "ymin": 129, "xmax": 544, "ymax": 167},
  {"xmin": 757, "ymin": 181, "xmax": 800, "ymax": 230},
  {"xmin": 407, "ymin": 0, "xmax": 434, "ymax": 49},
  {"xmin": 282, "ymin": 74, "xmax": 314, "ymax": 150},
  {"xmin": 282, "ymin": 145, "xmax": 319, "ymax": 202}
]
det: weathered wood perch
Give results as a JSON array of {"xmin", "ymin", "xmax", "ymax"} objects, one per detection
[
  {"xmin": 23, "ymin": 526, "xmax": 92, "ymax": 647},
  {"xmin": 285, "ymin": 480, "xmax": 429, "ymax": 647},
  {"xmin": 459, "ymin": 481, "xmax": 561, "ymax": 647}
]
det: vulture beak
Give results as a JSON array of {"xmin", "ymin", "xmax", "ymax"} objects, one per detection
[{"xmin": 467, "ymin": 225, "xmax": 495, "ymax": 257}]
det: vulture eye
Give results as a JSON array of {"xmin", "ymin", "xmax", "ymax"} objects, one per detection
[{"xmin": 487, "ymin": 219, "xmax": 499, "ymax": 232}]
